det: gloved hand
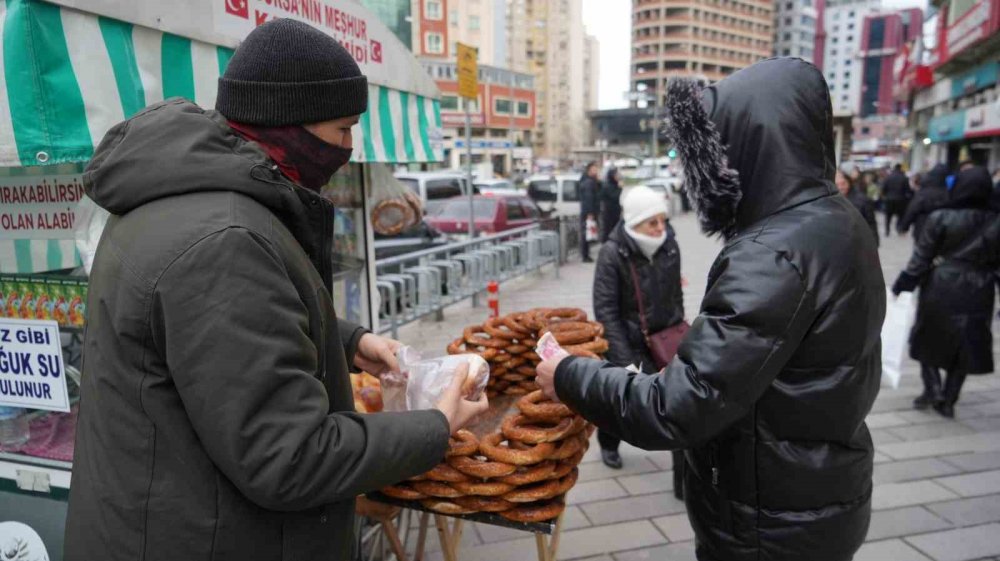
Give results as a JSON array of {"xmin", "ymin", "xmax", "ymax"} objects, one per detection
[{"xmin": 891, "ymin": 272, "xmax": 919, "ymax": 296}]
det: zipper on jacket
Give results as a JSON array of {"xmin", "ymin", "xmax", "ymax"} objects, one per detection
[{"xmin": 709, "ymin": 442, "xmax": 735, "ymax": 534}]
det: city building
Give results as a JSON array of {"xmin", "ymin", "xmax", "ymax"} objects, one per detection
[
  {"xmin": 506, "ymin": 0, "xmax": 590, "ymax": 161},
  {"xmin": 443, "ymin": 0, "xmax": 507, "ymax": 65},
  {"xmin": 773, "ymin": 0, "xmax": 818, "ymax": 61},
  {"xmin": 906, "ymin": 0, "xmax": 1000, "ymax": 170},
  {"xmin": 422, "ymin": 59, "xmax": 537, "ymax": 173},
  {"xmin": 816, "ymin": 0, "xmax": 880, "ymax": 114},
  {"xmin": 414, "ymin": 0, "xmax": 450, "ymax": 58},
  {"xmin": 584, "ymin": 33, "xmax": 601, "ymax": 114},
  {"xmin": 359, "ymin": 0, "xmax": 413, "ymax": 47},
  {"xmin": 630, "ymin": 0, "xmax": 773, "ymax": 106},
  {"xmin": 858, "ymin": 8, "xmax": 923, "ymax": 118}
]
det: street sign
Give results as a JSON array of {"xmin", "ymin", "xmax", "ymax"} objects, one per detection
[{"xmin": 456, "ymin": 42, "xmax": 478, "ymax": 100}]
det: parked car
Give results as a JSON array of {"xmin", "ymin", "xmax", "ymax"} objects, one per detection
[
  {"xmin": 394, "ymin": 171, "xmax": 475, "ymax": 214},
  {"xmin": 425, "ymin": 195, "xmax": 543, "ymax": 235},
  {"xmin": 525, "ymin": 173, "xmax": 581, "ymax": 216},
  {"xmin": 373, "ymin": 221, "xmax": 448, "ymax": 260},
  {"xmin": 474, "ymin": 177, "xmax": 517, "ymax": 195}
]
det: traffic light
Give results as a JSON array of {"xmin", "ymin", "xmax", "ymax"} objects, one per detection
[{"xmin": 668, "ymin": 149, "xmax": 677, "ymax": 159}]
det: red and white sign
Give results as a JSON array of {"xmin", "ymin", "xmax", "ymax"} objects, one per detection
[
  {"xmin": 441, "ymin": 113, "xmax": 485, "ymax": 126},
  {"xmin": 0, "ymin": 175, "xmax": 85, "ymax": 240},
  {"xmin": 964, "ymin": 101, "xmax": 1000, "ymax": 138},
  {"xmin": 214, "ymin": 0, "xmax": 384, "ymax": 67},
  {"xmin": 939, "ymin": 0, "xmax": 1000, "ymax": 63}
]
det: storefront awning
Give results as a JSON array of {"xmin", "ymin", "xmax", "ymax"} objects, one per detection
[{"xmin": 0, "ymin": 0, "xmax": 443, "ymax": 168}]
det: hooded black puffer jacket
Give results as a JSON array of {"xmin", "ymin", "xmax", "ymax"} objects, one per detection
[
  {"xmin": 899, "ymin": 163, "xmax": 949, "ymax": 238},
  {"xmin": 894, "ymin": 166, "xmax": 1000, "ymax": 374},
  {"xmin": 593, "ymin": 222, "xmax": 684, "ymax": 370},
  {"xmin": 554, "ymin": 58, "xmax": 885, "ymax": 561}
]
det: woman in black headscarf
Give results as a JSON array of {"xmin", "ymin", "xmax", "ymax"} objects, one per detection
[
  {"xmin": 893, "ymin": 166, "xmax": 1000, "ymax": 417},
  {"xmin": 898, "ymin": 163, "xmax": 949, "ymax": 239}
]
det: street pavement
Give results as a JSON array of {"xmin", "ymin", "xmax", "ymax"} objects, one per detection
[{"xmin": 393, "ymin": 211, "xmax": 1000, "ymax": 561}]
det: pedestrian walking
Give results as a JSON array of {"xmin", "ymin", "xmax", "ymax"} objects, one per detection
[
  {"xmin": 991, "ymin": 167, "xmax": 1000, "ymax": 211},
  {"xmin": 892, "ymin": 166, "xmax": 1000, "ymax": 418},
  {"xmin": 579, "ymin": 161, "xmax": 601, "ymax": 262},
  {"xmin": 836, "ymin": 169, "xmax": 879, "ymax": 245},
  {"xmin": 898, "ymin": 163, "xmax": 949, "ymax": 239},
  {"xmin": 599, "ymin": 167, "xmax": 624, "ymax": 242},
  {"xmin": 64, "ymin": 20, "xmax": 486, "ymax": 561},
  {"xmin": 881, "ymin": 163, "xmax": 912, "ymax": 236},
  {"xmin": 592, "ymin": 186, "xmax": 686, "ymax": 498},
  {"xmin": 537, "ymin": 58, "xmax": 885, "ymax": 561}
]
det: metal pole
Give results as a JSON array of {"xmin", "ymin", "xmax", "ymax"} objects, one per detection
[
  {"xmin": 508, "ymin": 71, "xmax": 515, "ymax": 177},
  {"xmin": 651, "ymin": 90, "xmax": 659, "ymax": 179},
  {"xmin": 466, "ymin": 98, "xmax": 479, "ymax": 307}
]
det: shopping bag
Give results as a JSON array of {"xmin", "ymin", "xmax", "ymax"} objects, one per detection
[
  {"xmin": 585, "ymin": 217, "xmax": 599, "ymax": 242},
  {"xmin": 880, "ymin": 289, "xmax": 916, "ymax": 389}
]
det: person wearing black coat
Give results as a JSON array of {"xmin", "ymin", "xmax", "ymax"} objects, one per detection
[
  {"xmin": 836, "ymin": 169, "xmax": 879, "ymax": 245},
  {"xmin": 881, "ymin": 164, "xmax": 912, "ymax": 236},
  {"xmin": 592, "ymin": 186, "xmax": 685, "ymax": 487},
  {"xmin": 899, "ymin": 163, "xmax": 949, "ymax": 239},
  {"xmin": 579, "ymin": 161, "xmax": 601, "ymax": 262},
  {"xmin": 599, "ymin": 167, "xmax": 624, "ymax": 242},
  {"xmin": 892, "ymin": 166, "xmax": 1000, "ymax": 418},
  {"xmin": 536, "ymin": 58, "xmax": 885, "ymax": 561}
]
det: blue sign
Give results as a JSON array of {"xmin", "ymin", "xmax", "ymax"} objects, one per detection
[
  {"xmin": 950, "ymin": 61, "xmax": 999, "ymax": 99},
  {"xmin": 454, "ymin": 139, "xmax": 513, "ymax": 149},
  {"xmin": 928, "ymin": 110, "xmax": 966, "ymax": 143}
]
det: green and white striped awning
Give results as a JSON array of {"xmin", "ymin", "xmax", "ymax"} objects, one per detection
[
  {"xmin": 0, "ymin": 0, "xmax": 443, "ymax": 168},
  {"xmin": 0, "ymin": 0, "xmax": 443, "ymax": 274}
]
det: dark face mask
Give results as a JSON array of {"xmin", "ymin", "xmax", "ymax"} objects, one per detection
[{"xmin": 229, "ymin": 122, "xmax": 353, "ymax": 191}]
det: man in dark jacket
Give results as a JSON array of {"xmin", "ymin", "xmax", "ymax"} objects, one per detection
[
  {"xmin": 579, "ymin": 161, "xmax": 601, "ymax": 262},
  {"xmin": 599, "ymin": 167, "xmax": 624, "ymax": 242},
  {"xmin": 881, "ymin": 163, "xmax": 912, "ymax": 236},
  {"xmin": 898, "ymin": 163, "xmax": 949, "ymax": 239},
  {"xmin": 537, "ymin": 58, "xmax": 885, "ymax": 561},
  {"xmin": 65, "ymin": 20, "xmax": 485, "ymax": 561}
]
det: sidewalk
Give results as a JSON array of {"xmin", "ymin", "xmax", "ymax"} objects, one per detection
[{"xmin": 393, "ymin": 212, "xmax": 1000, "ymax": 561}]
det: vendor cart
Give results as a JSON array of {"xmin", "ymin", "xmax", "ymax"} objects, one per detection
[{"xmin": 0, "ymin": 1, "xmax": 443, "ymax": 558}]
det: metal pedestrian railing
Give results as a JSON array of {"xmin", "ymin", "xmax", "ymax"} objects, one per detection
[{"xmin": 374, "ymin": 215, "xmax": 580, "ymax": 338}]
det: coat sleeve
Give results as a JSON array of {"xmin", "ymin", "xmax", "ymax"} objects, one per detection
[
  {"xmin": 592, "ymin": 245, "xmax": 641, "ymax": 367},
  {"xmin": 671, "ymin": 239, "xmax": 686, "ymax": 320},
  {"xmin": 152, "ymin": 227, "xmax": 451, "ymax": 512},
  {"xmin": 338, "ymin": 320, "xmax": 367, "ymax": 369},
  {"xmin": 555, "ymin": 239, "xmax": 816, "ymax": 450},
  {"xmin": 895, "ymin": 213, "xmax": 943, "ymax": 293}
]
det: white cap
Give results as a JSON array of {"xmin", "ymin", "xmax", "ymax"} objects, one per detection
[{"xmin": 623, "ymin": 185, "xmax": 669, "ymax": 227}]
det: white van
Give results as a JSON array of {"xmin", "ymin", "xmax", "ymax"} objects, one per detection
[
  {"xmin": 393, "ymin": 171, "xmax": 474, "ymax": 213},
  {"xmin": 525, "ymin": 173, "xmax": 582, "ymax": 216}
]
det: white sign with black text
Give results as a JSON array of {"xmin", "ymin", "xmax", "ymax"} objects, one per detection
[{"xmin": 0, "ymin": 318, "xmax": 69, "ymax": 412}]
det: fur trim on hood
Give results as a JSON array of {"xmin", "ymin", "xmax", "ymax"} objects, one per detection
[{"xmin": 665, "ymin": 76, "xmax": 742, "ymax": 239}]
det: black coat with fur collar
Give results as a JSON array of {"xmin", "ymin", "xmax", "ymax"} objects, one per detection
[{"xmin": 555, "ymin": 59, "xmax": 885, "ymax": 561}]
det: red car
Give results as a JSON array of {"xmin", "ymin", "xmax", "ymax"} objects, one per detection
[{"xmin": 425, "ymin": 194, "xmax": 544, "ymax": 235}]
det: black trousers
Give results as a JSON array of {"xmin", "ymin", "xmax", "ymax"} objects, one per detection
[
  {"xmin": 920, "ymin": 362, "xmax": 968, "ymax": 405},
  {"xmin": 884, "ymin": 200, "xmax": 906, "ymax": 236}
]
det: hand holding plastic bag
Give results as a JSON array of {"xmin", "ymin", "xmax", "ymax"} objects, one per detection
[{"xmin": 382, "ymin": 346, "xmax": 490, "ymax": 411}]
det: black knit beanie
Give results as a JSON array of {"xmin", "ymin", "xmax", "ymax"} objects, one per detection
[{"xmin": 216, "ymin": 19, "xmax": 368, "ymax": 126}]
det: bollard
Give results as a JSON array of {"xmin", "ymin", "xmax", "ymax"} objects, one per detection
[{"xmin": 487, "ymin": 280, "xmax": 499, "ymax": 318}]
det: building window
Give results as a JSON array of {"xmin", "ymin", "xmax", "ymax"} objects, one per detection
[
  {"xmin": 425, "ymin": 32, "xmax": 444, "ymax": 54},
  {"xmin": 785, "ymin": 17, "xmax": 792, "ymax": 25},
  {"xmin": 440, "ymin": 95, "xmax": 459, "ymax": 111},
  {"xmin": 783, "ymin": 32, "xmax": 792, "ymax": 40},
  {"xmin": 847, "ymin": 35, "xmax": 853, "ymax": 42},
  {"xmin": 449, "ymin": 9, "xmax": 458, "ymax": 26},
  {"xmin": 495, "ymin": 98, "xmax": 512, "ymax": 115},
  {"xmin": 782, "ymin": 48, "xmax": 791, "ymax": 56},
  {"xmin": 517, "ymin": 101, "xmax": 531, "ymax": 117},
  {"xmin": 802, "ymin": 15, "xmax": 814, "ymax": 25},
  {"xmin": 425, "ymin": 0, "xmax": 443, "ymax": 20},
  {"xmin": 833, "ymin": 25, "xmax": 839, "ymax": 32},
  {"xmin": 844, "ymin": 71, "xmax": 850, "ymax": 79},
  {"xmin": 469, "ymin": 15, "xmax": 480, "ymax": 30}
]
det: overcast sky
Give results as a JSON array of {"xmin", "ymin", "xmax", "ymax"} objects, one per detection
[{"xmin": 583, "ymin": 0, "xmax": 931, "ymax": 110}]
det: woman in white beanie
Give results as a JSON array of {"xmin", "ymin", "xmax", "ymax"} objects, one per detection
[{"xmin": 590, "ymin": 186, "xmax": 686, "ymax": 494}]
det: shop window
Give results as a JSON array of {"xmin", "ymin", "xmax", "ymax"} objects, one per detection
[
  {"xmin": 425, "ymin": 0, "xmax": 443, "ymax": 20},
  {"xmin": 425, "ymin": 33, "xmax": 444, "ymax": 54},
  {"xmin": 441, "ymin": 95, "xmax": 459, "ymax": 111}
]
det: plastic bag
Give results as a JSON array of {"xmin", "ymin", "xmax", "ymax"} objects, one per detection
[
  {"xmin": 881, "ymin": 289, "xmax": 916, "ymax": 389},
  {"xmin": 74, "ymin": 195, "xmax": 111, "ymax": 275},
  {"xmin": 585, "ymin": 217, "xmax": 599, "ymax": 242},
  {"xmin": 382, "ymin": 346, "xmax": 490, "ymax": 411},
  {"xmin": 367, "ymin": 163, "xmax": 422, "ymax": 236}
]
